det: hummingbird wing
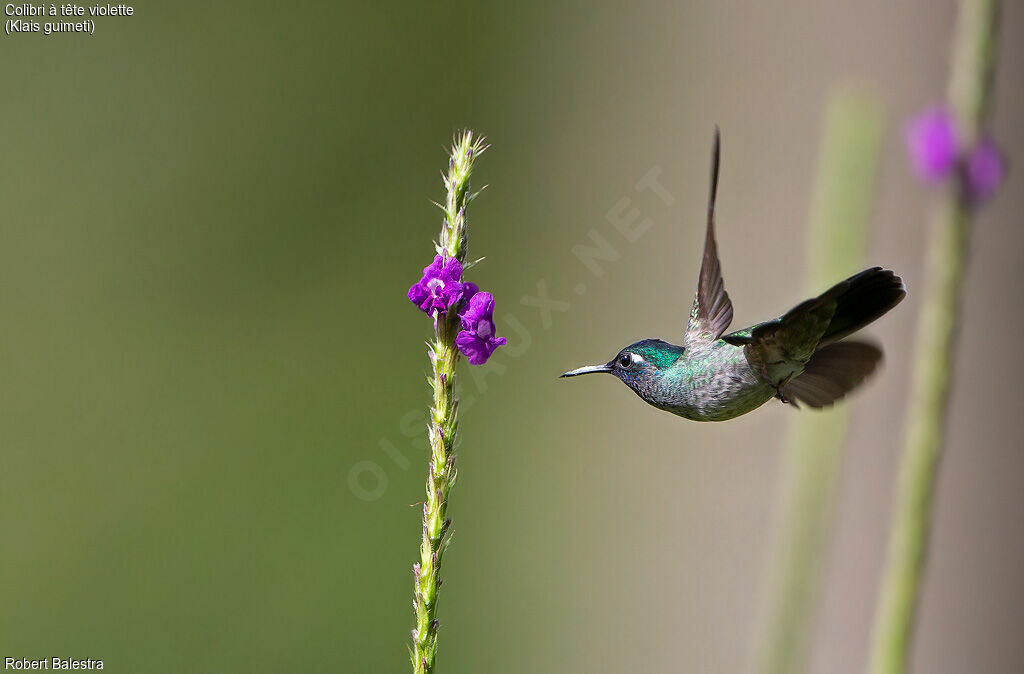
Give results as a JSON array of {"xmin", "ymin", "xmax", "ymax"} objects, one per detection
[
  {"xmin": 722, "ymin": 267, "xmax": 903, "ymax": 391},
  {"xmin": 778, "ymin": 341, "xmax": 882, "ymax": 408},
  {"xmin": 684, "ymin": 128, "xmax": 734, "ymax": 345},
  {"xmin": 727, "ymin": 294, "xmax": 838, "ymax": 389}
]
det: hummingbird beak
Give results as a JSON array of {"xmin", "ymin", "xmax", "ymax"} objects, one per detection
[{"xmin": 559, "ymin": 363, "xmax": 614, "ymax": 378}]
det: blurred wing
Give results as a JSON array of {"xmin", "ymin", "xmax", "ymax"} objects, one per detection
[
  {"xmin": 723, "ymin": 266, "xmax": 904, "ymax": 391},
  {"xmin": 724, "ymin": 286, "xmax": 844, "ymax": 388},
  {"xmin": 778, "ymin": 341, "xmax": 882, "ymax": 408},
  {"xmin": 684, "ymin": 128, "xmax": 733, "ymax": 345}
]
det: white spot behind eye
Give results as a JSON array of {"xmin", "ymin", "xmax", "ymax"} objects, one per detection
[{"xmin": 630, "ymin": 353, "xmax": 645, "ymax": 364}]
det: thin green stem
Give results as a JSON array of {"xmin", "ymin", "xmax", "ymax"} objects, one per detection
[
  {"xmin": 753, "ymin": 86, "xmax": 883, "ymax": 674},
  {"xmin": 867, "ymin": 2, "xmax": 1000, "ymax": 673},
  {"xmin": 410, "ymin": 131, "xmax": 488, "ymax": 674}
]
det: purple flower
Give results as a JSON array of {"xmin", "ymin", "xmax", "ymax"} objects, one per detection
[
  {"xmin": 461, "ymin": 281, "xmax": 479, "ymax": 305},
  {"xmin": 408, "ymin": 255, "xmax": 465, "ymax": 316},
  {"xmin": 455, "ymin": 291, "xmax": 506, "ymax": 365},
  {"xmin": 966, "ymin": 139, "xmax": 1005, "ymax": 201},
  {"xmin": 906, "ymin": 106, "xmax": 959, "ymax": 182}
]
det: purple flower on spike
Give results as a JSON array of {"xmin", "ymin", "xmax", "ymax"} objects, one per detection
[
  {"xmin": 408, "ymin": 255, "xmax": 465, "ymax": 316},
  {"xmin": 906, "ymin": 106, "xmax": 959, "ymax": 182},
  {"xmin": 966, "ymin": 140, "xmax": 1005, "ymax": 201},
  {"xmin": 455, "ymin": 291, "xmax": 506, "ymax": 365},
  {"xmin": 461, "ymin": 281, "xmax": 479, "ymax": 305}
]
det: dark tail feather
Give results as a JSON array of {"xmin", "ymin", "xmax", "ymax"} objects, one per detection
[
  {"xmin": 780, "ymin": 341, "xmax": 882, "ymax": 409},
  {"xmin": 819, "ymin": 267, "xmax": 906, "ymax": 345}
]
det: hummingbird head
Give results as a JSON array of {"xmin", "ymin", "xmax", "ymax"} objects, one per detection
[{"xmin": 560, "ymin": 338, "xmax": 685, "ymax": 398}]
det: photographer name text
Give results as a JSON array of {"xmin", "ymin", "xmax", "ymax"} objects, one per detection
[{"xmin": 4, "ymin": 658, "xmax": 103, "ymax": 671}]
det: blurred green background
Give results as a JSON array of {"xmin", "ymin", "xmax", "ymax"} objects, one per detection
[{"xmin": 2, "ymin": 2, "xmax": 1022, "ymax": 673}]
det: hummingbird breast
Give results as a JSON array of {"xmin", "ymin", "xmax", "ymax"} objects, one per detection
[{"xmin": 645, "ymin": 341, "xmax": 774, "ymax": 421}]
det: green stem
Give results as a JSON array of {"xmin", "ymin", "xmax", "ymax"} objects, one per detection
[
  {"xmin": 867, "ymin": 2, "xmax": 1000, "ymax": 673},
  {"xmin": 753, "ymin": 86, "xmax": 883, "ymax": 674},
  {"xmin": 410, "ymin": 131, "xmax": 487, "ymax": 674}
]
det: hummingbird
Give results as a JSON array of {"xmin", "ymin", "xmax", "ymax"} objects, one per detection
[{"xmin": 560, "ymin": 130, "xmax": 906, "ymax": 421}]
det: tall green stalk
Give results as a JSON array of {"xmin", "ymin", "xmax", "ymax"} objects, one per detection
[
  {"xmin": 410, "ymin": 131, "xmax": 488, "ymax": 674},
  {"xmin": 867, "ymin": 2, "xmax": 1001, "ymax": 673},
  {"xmin": 752, "ymin": 87, "xmax": 884, "ymax": 674}
]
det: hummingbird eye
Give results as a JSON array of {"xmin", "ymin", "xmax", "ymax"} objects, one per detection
[{"xmin": 618, "ymin": 353, "xmax": 632, "ymax": 368}]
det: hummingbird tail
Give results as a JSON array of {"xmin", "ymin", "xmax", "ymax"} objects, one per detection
[
  {"xmin": 779, "ymin": 340, "xmax": 882, "ymax": 408},
  {"xmin": 819, "ymin": 267, "xmax": 906, "ymax": 346}
]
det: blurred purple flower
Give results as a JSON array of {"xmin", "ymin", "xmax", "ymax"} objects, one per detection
[
  {"xmin": 455, "ymin": 291, "xmax": 506, "ymax": 365},
  {"xmin": 408, "ymin": 255, "xmax": 465, "ymax": 316},
  {"xmin": 966, "ymin": 139, "xmax": 1005, "ymax": 201},
  {"xmin": 906, "ymin": 106, "xmax": 959, "ymax": 182}
]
